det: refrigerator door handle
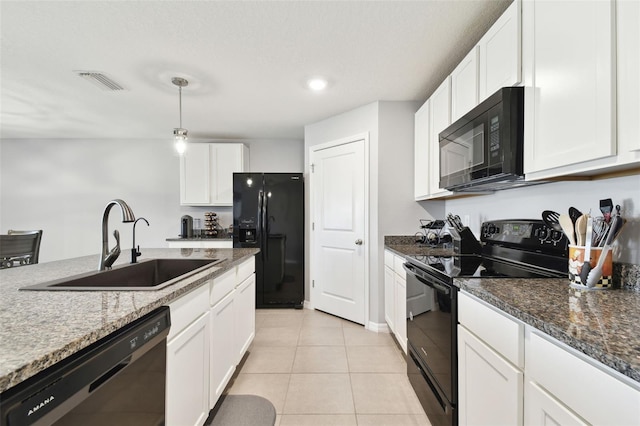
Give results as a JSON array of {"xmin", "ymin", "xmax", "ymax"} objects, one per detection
[
  {"xmin": 263, "ymin": 190, "xmax": 268, "ymax": 260},
  {"xmin": 258, "ymin": 190, "xmax": 265, "ymax": 261}
]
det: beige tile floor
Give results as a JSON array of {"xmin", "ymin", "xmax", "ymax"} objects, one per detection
[{"xmin": 225, "ymin": 308, "xmax": 430, "ymax": 426}]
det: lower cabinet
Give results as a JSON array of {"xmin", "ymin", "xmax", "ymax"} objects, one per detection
[
  {"xmin": 210, "ymin": 290, "xmax": 236, "ymax": 406},
  {"xmin": 235, "ymin": 274, "xmax": 256, "ymax": 364},
  {"xmin": 458, "ymin": 326, "xmax": 523, "ymax": 426},
  {"xmin": 166, "ymin": 284, "xmax": 211, "ymax": 426},
  {"xmin": 166, "ymin": 257, "xmax": 256, "ymax": 426},
  {"xmin": 459, "ymin": 291, "xmax": 640, "ymax": 426},
  {"xmin": 384, "ymin": 250, "xmax": 407, "ymax": 353},
  {"xmin": 458, "ymin": 292, "xmax": 524, "ymax": 426}
]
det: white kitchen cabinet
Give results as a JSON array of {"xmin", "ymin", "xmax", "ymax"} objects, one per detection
[
  {"xmin": 234, "ymin": 273, "xmax": 256, "ymax": 364},
  {"xmin": 478, "ymin": 0, "xmax": 521, "ymax": 101},
  {"xmin": 616, "ymin": 0, "xmax": 640, "ymax": 159},
  {"xmin": 383, "ymin": 257, "xmax": 395, "ymax": 334},
  {"xmin": 208, "ymin": 257, "xmax": 256, "ymax": 407},
  {"xmin": 414, "ymin": 100, "xmax": 430, "ymax": 201},
  {"xmin": 458, "ymin": 326, "xmax": 524, "ymax": 426},
  {"xmin": 458, "ymin": 292, "xmax": 524, "ymax": 425},
  {"xmin": 524, "ymin": 381, "xmax": 587, "ymax": 426},
  {"xmin": 393, "ymin": 271, "xmax": 407, "ymax": 353},
  {"xmin": 450, "ymin": 47, "xmax": 479, "ymax": 122},
  {"xmin": 180, "ymin": 143, "xmax": 249, "ymax": 206},
  {"xmin": 209, "ymin": 289, "xmax": 236, "ymax": 405},
  {"xmin": 166, "ymin": 284, "xmax": 211, "ymax": 426},
  {"xmin": 525, "ymin": 329, "xmax": 640, "ymax": 426},
  {"xmin": 167, "ymin": 239, "xmax": 233, "ymax": 249},
  {"xmin": 428, "ymin": 78, "xmax": 454, "ymax": 198},
  {"xmin": 522, "ymin": 0, "xmax": 616, "ymax": 177}
]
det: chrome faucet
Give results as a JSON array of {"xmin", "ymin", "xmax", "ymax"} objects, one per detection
[
  {"xmin": 131, "ymin": 217, "xmax": 150, "ymax": 264},
  {"xmin": 99, "ymin": 199, "xmax": 135, "ymax": 271}
]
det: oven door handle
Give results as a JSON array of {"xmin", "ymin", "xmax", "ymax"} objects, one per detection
[{"xmin": 403, "ymin": 263, "xmax": 451, "ymax": 295}]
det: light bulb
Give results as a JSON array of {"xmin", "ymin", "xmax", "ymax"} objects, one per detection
[
  {"xmin": 175, "ymin": 136, "xmax": 187, "ymax": 155},
  {"xmin": 307, "ymin": 78, "xmax": 328, "ymax": 91}
]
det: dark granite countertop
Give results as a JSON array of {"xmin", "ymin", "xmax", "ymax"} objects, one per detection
[
  {"xmin": 457, "ymin": 277, "xmax": 640, "ymax": 385},
  {"xmin": 0, "ymin": 248, "xmax": 258, "ymax": 393},
  {"xmin": 166, "ymin": 237, "xmax": 232, "ymax": 241}
]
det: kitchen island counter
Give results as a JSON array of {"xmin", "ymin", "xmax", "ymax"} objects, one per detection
[{"xmin": 0, "ymin": 248, "xmax": 258, "ymax": 393}]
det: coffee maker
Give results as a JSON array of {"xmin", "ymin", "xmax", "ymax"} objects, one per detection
[{"xmin": 181, "ymin": 215, "xmax": 193, "ymax": 238}]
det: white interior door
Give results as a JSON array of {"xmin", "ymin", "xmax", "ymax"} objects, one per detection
[{"xmin": 310, "ymin": 137, "xmax": 366, "ymax": 325}]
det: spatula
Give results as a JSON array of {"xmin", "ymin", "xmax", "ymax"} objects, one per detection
[
  {"xmin": 558, "ymin": 214, "xmax": 576, "ymax": 245},
  {"xmin": 579, "ymin": 216, "xmax": 593, "ymax": 285},
  {"xmin": 575, "ymin": 214, "xmax": 588, "ymax": 246},
  {"xmin": 568, "ymin": 207, "xmax": 582, "ymax": 244},
  {"xmin": 542, "ymin": 210, "xmax": 562, "ymax": 231}
]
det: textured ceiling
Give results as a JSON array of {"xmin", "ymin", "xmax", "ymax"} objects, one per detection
[{"xmin": 0, "ymin": 0, "xmax": 510, "ymax": 140}]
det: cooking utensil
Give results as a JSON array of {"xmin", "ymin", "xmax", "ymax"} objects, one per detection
[
  {"xmin": 591, "ymin": 217, "xmax": 608, "ymax": 247},
  {"xmin": 568, "ymin": 207, "xmax": 582, "ymax": 243},
  {"xmin": 558, "ymin": 214, "xmax": 576, "ymax": 246},
  {"xmin": 585, "ymin": 215, "xmax": 617, "ymax": 288},
  {"xmin": 579, "ymin": 216, "xmax": 593, "ymax": 285},
  {"xmin": 575, "ymin": 214, "xmax": 588, "ymax": 246},
  {"xmin": 542, "ymin": 210, "xmax": 562, "ymax": 231},
  {"xmin": 599, "ymin": 198, "xmax": 613, "ymax": 223}
]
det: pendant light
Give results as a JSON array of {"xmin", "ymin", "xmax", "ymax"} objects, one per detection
[{"xmin": 172, "ymin": 77, "xmax": 189, "ymax": 155}]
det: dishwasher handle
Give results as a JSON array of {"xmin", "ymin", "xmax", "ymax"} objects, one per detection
[{"xmin": 403, "ymin": 262, "xmax": 451, "ymax": 295}]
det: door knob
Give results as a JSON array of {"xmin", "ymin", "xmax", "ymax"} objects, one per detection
[{"xmin": 355, "ymin": 239, "xmax": 363, "ymax": 245}]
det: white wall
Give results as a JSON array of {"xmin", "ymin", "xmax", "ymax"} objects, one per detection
[
  {"xmin": 446, "ymin": 174, "xmax": 640, "ymax": 264},
  {"xmin": 304, "ymin": 101, "xmax": 444, "ymax": 327},
  {"xmin": 0, "ymin": 138, "xmax": 303, "ymax": 263}
]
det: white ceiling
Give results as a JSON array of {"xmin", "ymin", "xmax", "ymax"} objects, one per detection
[{"xmin": 0, "ymin": 0, "xmax": 510, "ymax": 141}]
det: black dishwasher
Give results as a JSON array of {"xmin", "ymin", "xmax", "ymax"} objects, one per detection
[{"xmin": 0, "ymin": 306, "xmax": 171, "ymax": 426}]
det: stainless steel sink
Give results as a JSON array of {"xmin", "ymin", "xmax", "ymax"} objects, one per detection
[{"xmin": 20, "ymin": 258, "xmax": 222, "ymax": 291}]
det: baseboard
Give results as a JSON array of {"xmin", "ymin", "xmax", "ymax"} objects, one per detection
[
  {"xmin": 367, "ymin": 321, "xmax": 391, "ymax": 333},
  {"xmin": 303, "ymin": 300, "xmax": 313, "ymax": 310}
]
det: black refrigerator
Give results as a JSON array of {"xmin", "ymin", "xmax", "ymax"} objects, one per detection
[{"xmin": 233, "ymin": 173, "xmax": 304, "ymax": 308}]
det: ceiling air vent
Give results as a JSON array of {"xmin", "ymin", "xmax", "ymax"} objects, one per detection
[{"xmin": 75, "ymin": 71, "xmax": 125, "ymax": 91}]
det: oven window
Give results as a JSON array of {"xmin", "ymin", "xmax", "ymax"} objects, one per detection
[{"xmin": 440, "ymin": 123, "xmax": 485, "ymax": 176}]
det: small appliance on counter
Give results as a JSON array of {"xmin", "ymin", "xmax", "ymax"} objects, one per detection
[{"xmin": 180, "ymin": 215, "xmax": 193, "ymax": 238}]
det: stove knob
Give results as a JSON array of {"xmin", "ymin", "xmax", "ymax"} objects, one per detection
[
  {"xmin": 537, "ymin": 227, "xmax": 549, "ymax": 241},
  {"xmin": 488, "ymin": 224, "xmax": 496, "ymax": 235}
]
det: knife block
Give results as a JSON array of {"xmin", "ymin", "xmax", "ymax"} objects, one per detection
[{"xmin": 451, "ymin": 227, "xmax": 483, "ymax": 255}]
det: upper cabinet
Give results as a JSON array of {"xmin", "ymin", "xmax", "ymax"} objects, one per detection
[
  {"xmin": 451, "ymin": 47, "xmax": 479, "ymax": 123},
  {"xmin": 428, "ymin": 78, "xmax": 454, "ymax": 198},
  {"xmin": 616, "ymin": 0, "xmax": 640, "ymax": 157},
  {"xmin": 180, "ymin": 143, "xmax": 249, "ymax": 206},
  {"xmin": 414, "ymin": 100, "xmax": 431, "ymax": 200},
  {"xmin": 522, "ymin": 0, "xmax": 616, "ymax": 177},
  {"xmin": 478, "ymin": 0, "xmax": 522, "ymax": 101}
]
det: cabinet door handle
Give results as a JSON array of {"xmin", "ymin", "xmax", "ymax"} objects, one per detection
[{"xmin": 355, "ymin": 239, "xmax": 363, "ymax": 245}]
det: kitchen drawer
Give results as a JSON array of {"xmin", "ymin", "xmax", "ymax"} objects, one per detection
[
  {"xmin": 393, "ymin": 255, "xmax": 406, "ymax": 280},
  {"xmin": 236, "ymin": 257, "xmax": 255, "ymax": 285},
  {"xmin": 526, "ymin": 329, "xmax": 640, "ymax": 426},
  {"xmin": 459, "ymin": 291, "xmax": 524, "ymax": 368},
  {"xmin": 384, "ymin": 250, "xmax": 394, "ymax": 268},
  {"xmin": 167, "ymin": 284, "xmax": 209, "ymax": 341},
  {"xmin": 210, "ymin": 268, "xmax": 236, "ymax": 306}
]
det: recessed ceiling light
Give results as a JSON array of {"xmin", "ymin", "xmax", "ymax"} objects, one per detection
[{"xmin": 307, "ymin": 78, "xmax": 328, "ymax": 92}]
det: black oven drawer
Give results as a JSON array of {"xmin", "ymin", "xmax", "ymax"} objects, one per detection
[{"xmin": 408, "ymin": 344, "xmax": 456, "ymax": 426}]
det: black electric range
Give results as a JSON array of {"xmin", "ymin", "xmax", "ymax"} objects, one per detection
[
  {"xmin": 405, "ymin": 219, "xmax": 568, "ymax": 426},
  {"xmin": 406, "ymin": 219, "xmax": 569, "ymax": 284}
]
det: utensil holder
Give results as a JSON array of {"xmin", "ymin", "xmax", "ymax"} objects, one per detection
[{"xmin": 568, "ymin": 245, "xmax": 613, "ymax": 289}]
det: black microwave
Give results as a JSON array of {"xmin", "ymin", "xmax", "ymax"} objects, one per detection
[{"xmin": 439, "ymin": 86, "xmax": 525, "ymax": 192}]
